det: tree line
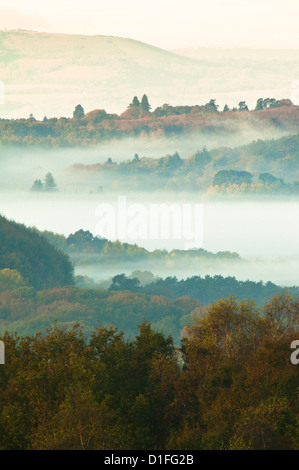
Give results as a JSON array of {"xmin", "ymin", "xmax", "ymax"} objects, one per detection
[
  {"xmin": 108, "ymin": 273, "xmax": 299, "ymax": 307},
  {"xmin": 0, "ymin": 96, "xmax": 297, "ymax": 147}
]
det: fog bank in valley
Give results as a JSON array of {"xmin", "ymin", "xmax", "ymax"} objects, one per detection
[
  {"xmin": 0, "ymin": 132, "xmax": 298, "ymax": 289},
  {"xmin": 0, "ymin": 121, "xmax": 292, "ymax": 193}
]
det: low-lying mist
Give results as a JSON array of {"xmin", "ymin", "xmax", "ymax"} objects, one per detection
[
  {"xmin": 0, "ymin": 130, "xmax": 298, "ymax": 289},
  {"xmin": 74, "ymin": 254, "xmax": 299, "ymax": 288},
  {"xmin": 0, "ymin": 122, "xmax": 292, "ymax": 192}
]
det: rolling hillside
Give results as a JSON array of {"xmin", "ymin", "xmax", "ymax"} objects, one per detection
[
  {"xmin": 0, "ymin": 215, "xmax": 74, "ymax": 289},
  {"xmin": 0, "ymin": 30, "xmax": 298, "ymax": 119}
]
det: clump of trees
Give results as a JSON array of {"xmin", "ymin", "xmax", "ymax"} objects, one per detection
[
  {"xmin": 128, "ymin": 94, "xmax": 151, "ymax": 112},
  {"xmin": 255, "ymin": 98, "xmax": 293, "ymax": 111},
  {"xmin": 122, "ymin": 94, "xmax": 152, "ymax": 119},
  {"xmin": 259, "ymin": 172, "xmax": 284, "ymax": 186},
  {"xmin": 213, "ymin": 170, "xmax": 253, "ymax": 186},
  {"xmin": 31, "ymin": 172, "xmax": 57, "ymax": 192}
]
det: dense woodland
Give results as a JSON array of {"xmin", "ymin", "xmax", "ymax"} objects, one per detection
[
  {"xmin": 108, "ymin": 273, "xmax": 299, "ymax": 307},
  {"xmin": 0, "ymin": 293, "xmax": 298, "ymax": 450},
  {"xmin": 0, "ymin": 220, "xmax": 297, "ymax": 343},
  {"xmin": 0, "ymin": 274, "xmax": 197, "ymax": 341},
  {"xmin": 2, "ymin": 265, "xmax": 298, "ymax": 342}
]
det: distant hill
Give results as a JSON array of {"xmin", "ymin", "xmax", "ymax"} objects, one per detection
[
  {"xmin": 0, "ymin": 30, "xmax": 298, "ymax": 118},
  {"xmin": 171, "ymin": 47, "xmax": 299, "ymax": 64},
  {"xmin": 0, "ymin": 215, "xmax": 74, "ymax": 289}
]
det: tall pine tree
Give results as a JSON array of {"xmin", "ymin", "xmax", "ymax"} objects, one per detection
[{"xmin": 140, "ymin": 94, "xmax": 151, "ymax": 112}]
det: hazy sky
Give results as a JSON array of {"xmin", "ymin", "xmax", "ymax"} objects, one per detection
[{"xmin": 0, "ymin": 0, "xmax": 298, "ymax": 49}]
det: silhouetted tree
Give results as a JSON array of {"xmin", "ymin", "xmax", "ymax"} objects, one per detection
[
  {"xmin": 31, "ymin": 179, "xmax": 43, "ymax": 192},
  {"xmin": 73, "ymin": 104, "xmax": 85, "ymax": 119},
  {"xmin": 128, "ymin": 96, "xmax": 140, "ymax": 108},
  {"xmin": 109, "ymin": 274, "xmax": 140, "ymax": 291},
  {"xmin": 205, "ymin": 99, "xmax": 219, "ymax": 112},
  {"xmin": 238, "ymin": 101, "xmax": 249, "ymax": 111},
  {"xmin": 140, "ymin": 94, "xmax": 151, "ymax": 112},
  {"xmin": 255, "ymin": 98, "xmax": 265, "ymax": 111},
  {"xmin": 44, "ymin": 172, "xmax": 57, "ymax": 192}
]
